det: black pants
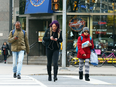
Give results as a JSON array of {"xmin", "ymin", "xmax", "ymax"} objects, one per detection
[
  {"xmin": 4, "ymin": 55, "xmax": 7, "ymax": 61},
  {"xmin": 46, "ymin": 48, "xmax": 59, "ymax": 78}
]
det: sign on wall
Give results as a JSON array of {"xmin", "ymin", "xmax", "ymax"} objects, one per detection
[
  {"xmin": 69, "ymin": 16, "xmax": 85, "ymax": 32},
  {"xmin": 38, "ymin": 31, "xmax": 45, "ymax": 42},
  {"xmin": 25, "ymin": 0, "xmax": 53, "ymax": 14}
]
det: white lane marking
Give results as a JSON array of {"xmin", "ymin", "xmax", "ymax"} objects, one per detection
[
  {"xmin": 0, "ymin": 75, "xmax": 47, "ymax": 87},
  {"xmin": 0, "ymin": 78, "xmax": 31, "ymax": 80},
  {"xmin": 26, "ymin": 76, "xmax": 47, "ymax": 87},
  {"xmin": 0, "ymin": 86, "xmax": 39, "ymax": 87},
  {"xmin": 64, "ymin": 76, "xmax": 111, "ymax": 84},
  {"xmin": 0, "ymin": 83, "xmax": 39, "ymax": 84}
]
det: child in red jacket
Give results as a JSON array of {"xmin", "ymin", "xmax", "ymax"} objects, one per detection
[{"xmin": 77, "ymin": 27, "xmax": 94, "ymax": 81}]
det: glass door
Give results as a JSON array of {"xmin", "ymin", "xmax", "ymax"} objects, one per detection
[
  {"xmin": 29, "ymin": 19, "xmax": 51, "ymax": 56},
  {"xmin": 38, "ymin": 19, "xmax": 51, "ymax": 56}
]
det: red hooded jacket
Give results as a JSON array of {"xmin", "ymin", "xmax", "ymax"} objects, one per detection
[{"xmin": 77, "ymin": 33, "xmax": 94, "ymax": 59}]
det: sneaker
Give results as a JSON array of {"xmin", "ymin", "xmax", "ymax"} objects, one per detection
[
  {"xmin": 17, "ymin": 75, "xmax": 21, "ymax": 79},
  {"xmin": 13, "ymin": 73, "xmax": 16, "ymax": 78}
]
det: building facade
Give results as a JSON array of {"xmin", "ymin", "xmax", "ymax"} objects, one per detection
[
  {"xmin": 14, "ymin": 0, "xmax": 116, "ymax": 57},
  {"xmin": 0, "ymin": 0, "xmax": 10, "ymax": 46}
]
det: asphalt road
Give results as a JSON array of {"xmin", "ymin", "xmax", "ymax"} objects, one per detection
[
  {"xmin": 31, "ymin": 75, "xmax": 116, "ymax": 87},
  {"xmin": 0, "ymin": 75, "xmax": 115, "ymax": 87}
]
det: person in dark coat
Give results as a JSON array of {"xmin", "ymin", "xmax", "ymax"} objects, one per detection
[
  {"xmin": 43, "ymin": 20, "xmax": 63, "ymax": 82},
  {"xmin": 2, "ymin": 42, "xmax": 9, "ymax": 64},
  {"xmin": 77, "ymin": 27, "xmax": 94, "ymax": 81}
]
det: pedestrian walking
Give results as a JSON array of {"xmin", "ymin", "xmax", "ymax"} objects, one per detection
[
  {"xmin": 77, "ymin": 27, "xmax": 94, "ymax": 81},
  {"xmin": 2, "ymin": 42, "xmax": 9, "ymax": 64},
  {"xmin": 8, "ymin": 21, "xmax": 29, "ymax": 79},
  {"xmin": 43, "ymin": 20, "xmax": 63, "ymax": 82}
]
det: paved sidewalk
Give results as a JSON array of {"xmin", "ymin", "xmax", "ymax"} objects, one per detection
[{"xmin": 0, "ymin": 63, "xmax": 116, "ymax": 76}]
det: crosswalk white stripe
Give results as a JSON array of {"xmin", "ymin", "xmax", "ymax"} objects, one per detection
[
  {"xmin": 0, "ymin": 75, "xmax": 47, "ymax": 87},
  {"xmin": 86, "ymin": 78, "xmax": 111, "ymax": 84},
  {"xmin": 0, "ymin": 78, "xmax": 31, "ymax": 80},
  {"xmin": 0, "ymin": 86, "xmax": 41, "ymax": 87},
  {"xmin": 0, "ymin": 83, "xmax": 39, "ymax": 84},
  {"xmin": 26, "ymin": 76, "xmax": 47, "ymax": 87},
  {"xmin": 64, "ymin": 76, "xmax": 111, "ymax": 84}
]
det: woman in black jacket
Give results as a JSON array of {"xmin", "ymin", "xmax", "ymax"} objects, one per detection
[
  {"xmin": 2, "ymin": 42, "xmax": 9, "ymax": 64},
  {"xmin": 43, "ymin": 20, "xmax": 63, "ymax": 82}
]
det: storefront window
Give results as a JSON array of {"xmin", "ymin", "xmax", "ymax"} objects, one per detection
[
  {"xmin": 17, "ymin": 17, "xmax": 26, "ymax": 30},
  {"xmin": 66, "ymin": 0, "xmax": 116, "ymax": 13},
  {"xmin": 59, "ymin": 0, "xmax": 63, "ymax": 10},
  {"xmin": 114, "ymin": 15, "xmax": 116, "ymax": 47},
  {"xmin": 57, "ymin": 15, "xmax": 62, "ymax": 30},
  {"xmin": 57, "ymin": 14, "xmax": 116, "ymax": 56},
  {"xmin": 66, "ymin": 15, "xmax": 89, "ymax": 50},
  {"xmin": 92, "ymin": 15, "xmax": 115, "ymax": 53},
  {"xmin": 58, "ymin": 15, "xmax": 90, "ymax": 50},
  {"xmin": 19, "ymin": 0, "xmax": 26, "ymax": 14}
]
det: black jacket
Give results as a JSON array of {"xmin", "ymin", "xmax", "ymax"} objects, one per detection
[
  {"xmin": 2, "ymin": 44, "xmax": 9, "ymax": 55},
  {"xmin": 43, "ymin": 28, "xmax": 63, "ymax": 50}
]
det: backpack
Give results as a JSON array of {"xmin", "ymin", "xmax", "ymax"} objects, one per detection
[
  {"xmin": 12, "ymin": 29, "xmax": 25, "ymax": 37},
  {"xmin": 76, "ymin": 36, "xmax": 92, "ymax": 53}
]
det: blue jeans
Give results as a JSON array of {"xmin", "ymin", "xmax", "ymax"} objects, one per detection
[{"xmin": 12, "ymin": 50, "xmax": 24, "ymax": 75}]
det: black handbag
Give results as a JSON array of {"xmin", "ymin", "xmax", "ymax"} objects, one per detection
[
  {"xmin": 42, "ymin": 38, "xmax": 46, "ymax": 46},
  {"xmin": 42, "ymin": 29, "xmax": 50, "ymax": 46}
]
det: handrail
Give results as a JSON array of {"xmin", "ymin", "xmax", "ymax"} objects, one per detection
[
  {"xmin": 30, "ymin": 42, "xmax": 38, "ymax": 49},
  {"xmin": 27, "ymin": 42, "xmax": 38, "ymax": 64}
]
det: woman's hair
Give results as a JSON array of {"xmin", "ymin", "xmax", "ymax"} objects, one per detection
[{"xmin": 49, "ymin": 20, "xmax": 60, "ymax": 33}]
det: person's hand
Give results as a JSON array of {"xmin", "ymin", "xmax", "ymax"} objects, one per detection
[
  {"xmin": 88, "ymin": 43, "xmax": 92, "ymax": 46},
  {"xmin": 83, "ymin": 54, "xmax": 86, "ymax": 56},
  {"xmin": 50, "ymin": 36, "xmax": 54, "ymax": 40},
  {"xmin": 54, "ymin": 38, "xmax": 57, "ymax": 41},
  {"xmin": 15, "ymin": 36, "xmax": 18, "ymax": 40}
]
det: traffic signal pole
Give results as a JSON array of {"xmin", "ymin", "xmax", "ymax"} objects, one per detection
[
  {"xmin": 62, "ymin": 0, "xmax": 67, "ymax": 68},
  {"xmin": 9, "ymin": 0, "xmax": 12, "ymax": 32}
]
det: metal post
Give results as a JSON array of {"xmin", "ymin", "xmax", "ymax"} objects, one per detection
[
  {"xmin": 9, "ymin": 0, "xmax": 12, "ymax": 32},
  {"xmin": 99, "ymin": 0, "xmax": 102, "ymax": 41},
  {"xmin": 62, "ymin": 0, "xmax": 66, "ymax": 68},
  {"xmin": 27, "ymin": 54, "xmax": 28, "ymax": 65}
]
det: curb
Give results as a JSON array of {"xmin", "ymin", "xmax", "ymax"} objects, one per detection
[{"xmin": 28, "ymin": 73, "xmax": 116, "ymax": 76}]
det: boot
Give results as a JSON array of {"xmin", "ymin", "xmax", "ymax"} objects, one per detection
[
  {"xmin": 48, "ymin": 76, "xmax": 52, "ymax": 81},
  {"xmin": 79, "ymin": 71, "xmax": 83, "ymax": 80},
  {"xmin": 13, "ymin": 73, "xmax": 16, "ymax": 78},
  {"xmin": 54, "ymin": 77, "xmax": 57, "ymax": 82},
  {"xmin": 17, "ymin": 75, "xmax": 21, "ymax": 79},
  {"xmin": 54, "ymin": 66, "xmax": 58, "ymax": 82},
  {"xmin": 47, "ymin": 65, "xmax": 52, "ymax": 81},
  {"xmin": 85, "ymin": 74, "xmax": 90, "ymax": 81},
  {"xmin": 4, "ymin": 60, "xmax": 6, "ymax": 64}
]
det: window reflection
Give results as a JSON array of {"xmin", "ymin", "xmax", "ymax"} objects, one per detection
[
  {"xmin": 66, "ymin": 0, "xmax": 116, "ymax": 13},
  {"xmin": 57, "ymin": 15, "xmax": 116, "ymax": 52}
]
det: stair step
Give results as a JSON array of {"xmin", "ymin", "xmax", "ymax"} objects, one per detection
[
  {"xmin": 7, "ymin": 56, "xmax": 61, "ymax": 65},
  {"xmin": 23, "ymin": 58, "xmax": 47, "ymax": 61}
]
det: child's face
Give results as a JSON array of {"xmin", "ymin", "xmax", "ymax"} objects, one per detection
[{"xmin": 83, "ymin": 30, "xmax": 89, "ymax": 36}]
